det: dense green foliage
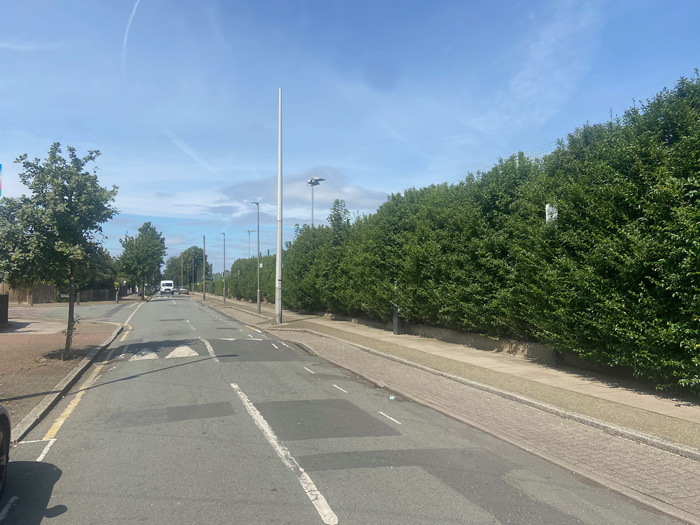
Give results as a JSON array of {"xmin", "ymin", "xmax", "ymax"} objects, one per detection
[
  {"xmin": 273, "ymin": 75, "xmax": 700, "ymax": 391},
  {"xmin": 229, "ymin": 254, "xmax": 276, "ymax": 302},
  {"xmin": 163, "ymin": 246, "xmax": 207, "ymax": 287},
  {"xmin": 0, "ymin": 143, "xmax": 118, "ymax": 356},
  {"xmin": 117, "ymin": 222, "xmax": 166, "ymax": 297}
]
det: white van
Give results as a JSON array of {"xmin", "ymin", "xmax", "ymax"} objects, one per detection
[{"xmin": 160, "ymin": 280, "xmax": 174, "ymax": 295}]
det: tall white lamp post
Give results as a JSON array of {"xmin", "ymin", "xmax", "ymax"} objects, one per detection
[{"xmin": 275, "ymin": 88, "xmax": 283, "ymax": 324}]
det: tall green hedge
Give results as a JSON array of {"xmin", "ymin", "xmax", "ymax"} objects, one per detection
[{"xmin": 230, "ymin": 74, "xmax": 700, "ymax": 391}]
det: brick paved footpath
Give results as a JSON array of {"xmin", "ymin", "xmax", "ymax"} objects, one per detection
[
  {"xmin": 0, "ymin": 315, "xmax": 120, "ymax": 429},
  {"xmin": 194, "ymin": 295, "xmax": 700, "ymax": 524}
]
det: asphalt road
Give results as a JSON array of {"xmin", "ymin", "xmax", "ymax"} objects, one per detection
[{"xmin": 1, "ymin": 296, "xmax": 681, "ymax": 524}]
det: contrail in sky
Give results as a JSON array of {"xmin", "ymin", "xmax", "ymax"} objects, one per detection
[
  {"xmin": 121, "ymin": 0, "xmax": 142, "ymax": 73},
  {"xmin": 163, "ymin": 131, "xmax": 227, "ymax": 182}
]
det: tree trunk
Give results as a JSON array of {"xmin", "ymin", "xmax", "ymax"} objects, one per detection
[{"xmin": 63, "ymin": 260, "xmax": 75, "ymax": 360}]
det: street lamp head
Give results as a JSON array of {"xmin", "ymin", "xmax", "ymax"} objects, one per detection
[
  {"xmin": 307, "ymin": 177, "xmax": 325, "ymax": 187},
  {"xmin": 251, "ymin": 201, "xmax": 259, "ymax": 206},
  {"xmin": 247, "ymin": 229, "xmax": 256, "ymax": 233}
]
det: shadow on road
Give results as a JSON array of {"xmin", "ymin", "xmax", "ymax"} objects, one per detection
[{"xmin": 1, "ymin": 461, "xmax": 65, "ymax": 524}]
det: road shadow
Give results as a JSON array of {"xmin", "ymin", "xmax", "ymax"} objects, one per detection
[{"xmin": 1, "ymin": 461, "xmax": 66, "ymax": 524}]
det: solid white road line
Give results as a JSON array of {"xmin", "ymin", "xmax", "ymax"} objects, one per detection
[
  {"xmin": 36, "ymin": 438, "xmax": 57, "ymax": 462},
  {"xmin": 230, "ymin": 383, "xmax": 338, "ymax": 525},
  {"xmin": 199, "ymin": 337, "xmax": 219, "ymax": 363},
  {"xmin": 186, "ymin": 319, "xmax": 196, "ymax": 330},
  {"xmin": 332, "ymin": 385, "xmax": 348, "ymax": 393},
  {"xmin": 124, "ymin": 301, "xmax": 145, "ymax": 325},
  {"xmin": 303, "ymin": 367, "xmax": 315, "ymax": 374},
  {"xmin": 379, "ymin": 411, "xmax": 402, "ymax": 425}
]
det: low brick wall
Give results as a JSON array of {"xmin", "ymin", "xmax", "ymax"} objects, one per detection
[{"xmin": 324, "ymin": 312, "xmax": 557, "ymax": 365}]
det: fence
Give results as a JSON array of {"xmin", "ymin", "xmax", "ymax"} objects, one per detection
[
  {"xmin": 0, "ymin": 283, "xmax": 118, "ymax": 304},
  {"xmin": 0, "ymin": 283, "xmax": 57, "ymax": 304}
]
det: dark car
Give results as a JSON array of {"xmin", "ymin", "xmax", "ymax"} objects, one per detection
[{"xmin": 0, "ymin": 403, "xmax": 10, "ymax": 497}]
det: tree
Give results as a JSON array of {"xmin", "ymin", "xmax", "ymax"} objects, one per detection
[
  {"xmin": 117, "ymin": 222, "xmax": 167, "ymax": 299},
  {"xmin": 75, "ymin": 244, "xmax": 117, "ymax": 291},
  {"xmin": 162, "ymin": 255, "xmax": 182, "ymax": 286},
  {"xmin": 0, "ymin": 143, "xmax": 118, "ymax": 358}
]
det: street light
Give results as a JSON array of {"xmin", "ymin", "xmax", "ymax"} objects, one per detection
[
  {"xmin": 251, "ymin": 202, "xmax": 261, "ymax": 313},
  {"xmin": 221, "ymin": 232, "xmax": 226, "ymax": 303},
  {"xmin": 247, "ymin": 229, "xmax": 256, "ymax": 258},
  {"xmin": 307, "ymin": 177, "xmax": 325, "ymax": 228}
]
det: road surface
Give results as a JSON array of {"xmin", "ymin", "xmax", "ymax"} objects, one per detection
[{"xmin": 1, "ymin": 295, "xmax": 680, "ymax": 524}]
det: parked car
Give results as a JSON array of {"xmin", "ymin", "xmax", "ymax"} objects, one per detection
[
  {"xmin": 0, "ymin": 403, "xmax": 10, "ymax": 497},
  {"xmin": 178, "ymin": 286, "xmax": 189, "ymax": 295}
]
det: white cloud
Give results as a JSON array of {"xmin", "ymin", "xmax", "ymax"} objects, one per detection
[{"xmin": 471, "ymin": 0, "xmax": 603, "ymax": 134}]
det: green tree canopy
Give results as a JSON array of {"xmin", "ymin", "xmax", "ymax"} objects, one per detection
[
  {"xmin": 0, "ymin": 142, "xmax": 118, "ymax": 357},
  {"xmin": 117, "ymin": 222, "xmax": 166, "ymax": 298},
  {"xmin": 162, "ymin": 245, "xmax": 206, "ymax": 287}
]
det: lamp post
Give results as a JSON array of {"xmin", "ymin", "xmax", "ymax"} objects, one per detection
[
  {"xmin": 247, "ymin": 229, "xmax": 256, "ymax": 258},
  {"xmin": 203, "ymin": 235, "xmax": 206, "ymax": 300},
  {"xmin": 251, "ymin": 202, "xmax": 261, "ymax": 313},
  {"xmin": 221, "ymin": 232, "xmax": 226, "ymax": 303},
  {"xmin": 307, "ymin": 177, "xmax": 325, "ymax": 228}
]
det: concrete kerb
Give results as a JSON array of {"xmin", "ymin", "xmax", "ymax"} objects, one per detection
[
  {"xmin": 12, "ymin": 322, "xmax": 124, "ymax": 443},
  {"xmin": 269, "ymin": 326, "xmax": 700, "ymax": 463}
]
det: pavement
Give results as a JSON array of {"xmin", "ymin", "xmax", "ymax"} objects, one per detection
[
  {"xmin": 3, "ymin": 292, "xmax": 700, "ymax": 523},
  {"xmin": 0, "ymin": 298, "xmax": 129, "ymax": 440}
]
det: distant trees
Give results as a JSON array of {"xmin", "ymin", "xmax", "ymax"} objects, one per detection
[
  {"xmin": 162, "ymin": 246, "xmax": 206, "ymax": 287},
  {"xmin": 117, "ymin": 222, "xmax": 166, "ymax": 299},
  {"xmin": 0, "ymin": 143, "xmax": 118, "ymax": 358}
]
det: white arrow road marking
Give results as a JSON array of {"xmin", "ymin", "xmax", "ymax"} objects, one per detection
[
  {"xmin": 129, "ymin": 349, "xmax": 158, "ymax": 361},
  {"xmin": 230, "ymin": 383, "xmax": 338, "ymax": 525},
  {"xmin": 165, "ymin": 346, "xmax": 198, "ymax": 358}
]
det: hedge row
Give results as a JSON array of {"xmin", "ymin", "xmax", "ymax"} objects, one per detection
[{"xmin": 236, "ymin": 74, "xmax": 700, "ymax": 391}]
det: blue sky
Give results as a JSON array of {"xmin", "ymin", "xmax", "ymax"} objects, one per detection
[{"xmin": 1, "ymin": 0, "xmax": 699, "ymax": 273}]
